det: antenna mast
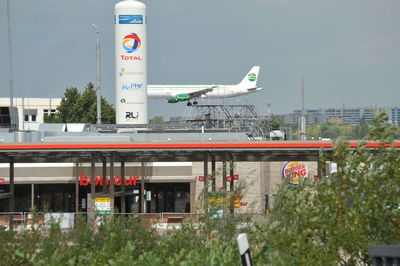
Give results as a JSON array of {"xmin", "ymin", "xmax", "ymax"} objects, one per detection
[
  {"xmin": 300, "ymin": 78, "xmax": 306, "ymax": 141},
  {"xmin": 7, "ymin": 0, "xmax": 14, "ymax": 107}
]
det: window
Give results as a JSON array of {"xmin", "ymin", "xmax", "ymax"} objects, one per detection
[{"xmin": 23, "ymin": 109, "xmax": 38, "ymax": 123}]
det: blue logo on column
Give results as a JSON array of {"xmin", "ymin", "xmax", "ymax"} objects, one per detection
[{"xmin": 119, "ymin": 15, "xmax": 143, "ymax": 24}]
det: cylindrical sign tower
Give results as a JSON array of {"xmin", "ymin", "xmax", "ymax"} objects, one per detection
[{"xmin": 115, "ymin": 0, "xmax": 147, "ymax": 124}]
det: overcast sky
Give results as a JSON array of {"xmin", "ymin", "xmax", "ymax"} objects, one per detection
[{"xmin": 0, "ymin": 0, "xmax": 399, "ymax": 119}]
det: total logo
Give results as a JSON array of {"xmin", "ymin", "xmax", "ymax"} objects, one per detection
[
  {"xmin": 121, "ymin": 83, "xmax": 143, "ymax": 90},
  {"xmin": 248, "ymin": 73, "xmax": 257, "ymax": 82},
  {"xmin": 122, "ymin": 33, "xmax": 141, "ymax": 53},
  {"xmin": 126, "ymin": 112, "xmax": 139, "ymax": 119},
  {"xmin": 120, "ymin": 55, "xmax": 142, "ymax": 61}
]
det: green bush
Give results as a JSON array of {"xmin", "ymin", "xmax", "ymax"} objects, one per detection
[
  {"xmin": 0, "ymin": 112, "xmax": 399, "ymax": 265},
  {"xmin": 252, "ymin": 112, "xmax": 400, "ymax": 265}
]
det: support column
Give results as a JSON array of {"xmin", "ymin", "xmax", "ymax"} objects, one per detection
[
  {"xmin": 121, "ymin": 161, "xmax": 126, "ymax": 214},
  {"xmin": 318, "ymin": 150, "xmax": 327, "ymax": 179},
  {"xmin": 31, "ymin": 184, "xmax": 35, "ymax": 211},
  {"xmin": 90, "ymin": 159, "xmax": 96, "ymax": 217},
  {"xmin": 140, "ymin": 162, "xmax": 145, "ymax": 213},
  {"xmin": 211, "ymin": 158, "xmax": 216, "ymax": 191},
  {"xmin": 229, "ymin": 160, "xmax": 234, "ymax": 214},
  {"xmin": 110, "ymin": 153, "xmax": 115, "ymax": 216},
  {"xmin": 75, "ymin": 162, "xmax": 80, "ymax": 212},
  {"xmin": 102, "ymin": 160, "xmax": 107, "ymax": 192},
  {"xmin": 229, "ymin": 160, "xmax": 234, "ymax": 191},
  {"xmin": 222, "ymin": 153, "xmax": 228, "ymax": 215},
  {"xmin": 9, "ymin": 161, "xmax": 14, "ymax": 230},
  {"xmin": 203, "ymin": 152, "xmax": 209, "ymax": 212},
  {"xmin": 222, "ymin": 153, "xmax": 227, "ymax": 191}
]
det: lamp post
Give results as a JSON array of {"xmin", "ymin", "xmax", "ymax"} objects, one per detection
[
  {"xmin": 91, "ymin": 23, "xmax": 101, "ymax": 124},
  {"xmin": 7, "ymin": 0, "xmax": 14, "ymax": 107},
  {"xmin": 49, "ymin": 94, "xmax": 52, "ymax": 118}
]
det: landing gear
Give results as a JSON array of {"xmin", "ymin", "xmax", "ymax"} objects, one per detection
[
  {"xmin": 187, "ymin": 101, "xmax": 192, "ymax": 106},
  {"xmin": 193, "ymin": 101, "xmax": 198, "ymax": 105}
]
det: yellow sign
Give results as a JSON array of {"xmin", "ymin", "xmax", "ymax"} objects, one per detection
[
  {"xmin": 208, "ymin": 192, "xmax": 242, "ymax": 208},
  {"xmin": 95, "ymin": 197, "xmax": 111, "ymax": 202}
]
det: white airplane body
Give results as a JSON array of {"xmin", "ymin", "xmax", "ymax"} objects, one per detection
[{"xmin": 147, "ymin": 66, "xmax": 262, "ymax": 104}]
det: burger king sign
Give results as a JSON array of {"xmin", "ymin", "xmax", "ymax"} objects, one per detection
[{"xmin": 282, "ymin": 161, "xmax": 308, "ymax": 186}]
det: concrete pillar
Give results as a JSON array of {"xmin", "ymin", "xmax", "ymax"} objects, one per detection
[
  {"xmin": 222, "ymin": 153, "xmax": 227, "ymax": 191},
  {"xmin": 229, "ymin": 160, "xmax": 234, "ymax": 191},
  {"xmin": 110, "ymin": 153, "xmax": 115, "ymax": 216},
  {"xmin": 102, "ymin": 160, "xmax": 107, "ymax": 192},
  {"xmin": 121, "ymin": 161, "xmax": 125, "ymax": 214},
  {"xmin": 203, "ymin": 152, "xmax": 209, "ymax": 212},
  {"xmin": 211, "ymin": 158, "xmax": 216, "ymax": 191},
  {"xmin": 31, "ymin": 184, "xmax": 34, "ymax": 211},
  {"xmin": 90, "ymin": 159, "xmax": 96, "ymax": 218},
  {"xmin": 75, "ymin": 162, "xmax": 80, "ymax": 212},
  {"xmin": 229, "ymin": 160, "xmax": 234, "ymax": 214},
  {"xmin": 190, "ymin": 181, "xmax": 196, "ymax": 213},
  {"xmin": 140, "ymin": 162, "xmax": 145, "ymax": 213},
  {"xmin": 9, "ymin": 161, "xmax": 14, "ymax": 230}
]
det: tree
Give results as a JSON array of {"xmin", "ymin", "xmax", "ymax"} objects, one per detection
[
  {"xmin": 44, "ymin": 82, "xmax": 115, "ymax": 124},
  {"xmin": 318, "ymin": 123, "xmax": 352, "ymax": 139},
  {"xmin": 253, "ymin": 111, "xmax": 400, "ymax": 265},
  {"xmin": 149, "ymin": 116, "xmax": 165, "ymax": 124},
  {"xmin": 306, "ymin": 125, "xmax": 320, "ymax": 139},
  {"xmin": 351, "ymin": 116, "xmax": 369, "ymax": 139}
]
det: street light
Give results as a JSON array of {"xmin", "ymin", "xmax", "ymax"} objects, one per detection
[
  {"xmin": 7, "ymin": 0, "xmax": 14, "ymax": 107},
  {"xmin": 90, "ymin": 23, "xmax": 101, "ymax": 124}
]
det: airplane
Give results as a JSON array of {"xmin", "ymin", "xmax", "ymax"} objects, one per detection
[{"xmin": 147, "ymin": 66, "xmax": 262, "ymax": 106}]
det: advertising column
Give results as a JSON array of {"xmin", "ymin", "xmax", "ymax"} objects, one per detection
[{"xmin": 115, "ymin": 0, "xmax": 148, "ymax": 124}]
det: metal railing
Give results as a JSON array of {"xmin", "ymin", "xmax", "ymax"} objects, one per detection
[{"xmin": 368, "ymin": 244, "xmax": 400, "ymax": 266}]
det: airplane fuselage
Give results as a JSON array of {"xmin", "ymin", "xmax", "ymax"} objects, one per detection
[
  {"xmin": 148, "ymin": 85, "xmax": 247, "ymax": 99},
  {"xmin": 144, "ymin": 66, "xmax": 262, "ymax": 103}
]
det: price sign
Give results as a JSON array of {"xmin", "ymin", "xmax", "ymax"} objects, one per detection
[{"xmin": 95, "ymin": 197, "xmax": 111, "ymax": 215}]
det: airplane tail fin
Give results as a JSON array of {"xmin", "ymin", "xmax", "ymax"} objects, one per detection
[{"xmin": 238, "ymin": 66, "xmax": 260, "ymax": 87}]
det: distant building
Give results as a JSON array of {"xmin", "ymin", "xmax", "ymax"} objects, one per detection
[
  {"xmin": 281, "ymin": 107, "xmax": 400, "ymax": 126},
  {"xmin": 0, "ymin": 107, "xmax": 19, "ymax": 130},
  {"xmin": 0, "ymin": 97, "xmax": 61, "ymax": 130},
  {"xmin": 388, "ymin": 108, "xmax": 400, "ymax": 125}
]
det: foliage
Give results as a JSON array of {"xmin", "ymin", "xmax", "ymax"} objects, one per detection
[
  {"xmin": 319, "ymin": 123, "xmax": 352, "ymax": 139},
  {"xmin": 259, "ymin": 115, "xmax": 284, "ymax": 133},
  {"xmin": 306, "ymin": 125, "xmax": 320, "ymax": 139},
  {"xmin": 351, "ymin": 116, "xmax": 369, "ymax": 139},
  {"xmin": 252, "ymin": 111, "xmax": 400, "ymax": 265},
  {"xmin": 44, "ymin": 82, "xmax": 115, "ymax": 124},
  {"xmin": 149, "ymin": 116, "xmax": 165, "ymax": 124},
  {"xmin": 1, "ymin": 112, "xmax": 399, "ymax": 265},
  {"xmin": 0, "ymin": 214, "xmax": 245, "ymax": 266},
  {"xmin": 304, "ymin": 120, "xmax": 400, "ymax": 141}
]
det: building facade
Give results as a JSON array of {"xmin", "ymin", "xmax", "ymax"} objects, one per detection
[
  {"xmin": 282, "ymin": 106, "xmax": 400, "ymax": 126},
  {"xmin": 0, "ymin": 97, "xmax": 61, "ymax": 131},
  {"xmin": 0, "ymin": 160, "xmax": 318, "ymax": 214}
]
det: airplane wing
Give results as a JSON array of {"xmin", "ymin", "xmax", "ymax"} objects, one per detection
[{"xmin": 188, "ymin": 86, "xmax": 217, "ymax": 98}]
